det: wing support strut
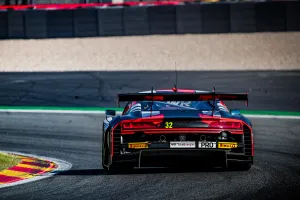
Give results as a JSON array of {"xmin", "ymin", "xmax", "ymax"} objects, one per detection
[
  {"xmin": 150, "ymin": 86, "xmax": 154, "ymax": 117},
  {"xmin": 212, "ymin": 87, "xmax": 216, "ymax": 116}
]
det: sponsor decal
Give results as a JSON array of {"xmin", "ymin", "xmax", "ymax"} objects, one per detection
[
  {"xmin": 218, "ymin": 142, "xmax": 238, "ymax": 149},
  {"xmin": 167, "ymin": 101, "xmax": 192, "ymax": 107},
  {"xmin": 170, "ymin": 141, "xmax": 195, "ymax": 148},
  {"xmin": 128, "ymin": 142, "xmax": 148, "ymax": 149},
  {"xmin": 198, "ymin": 141, "xmax": 216, "ymax": 148},
  {"xmin": 217, "ymin": 102, "xmax": 229, "ymax": 112}
]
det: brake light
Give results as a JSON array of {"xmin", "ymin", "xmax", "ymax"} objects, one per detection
[
  {"xmin": 144, "ymin": 96, "xmax": 164, "ymax": 101},
  {"xmin": 209, "ymin": 122, "xmax": 242, "ymax": 129},
  {"xmin": 122, "ymin": 122, "xmax": 157, "ymax": 129}
]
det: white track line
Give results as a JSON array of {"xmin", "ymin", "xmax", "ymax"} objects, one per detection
[
  {"xmin": 243, "ymin": 114, "xmax": 300, "ymax": 119},
  {"xmin": 0, "ymin": 109, "xmax": 299, "ymax": 119},
  {"xmin": 0, "ymin": 109, "xmax": 108, "ymax": 114},
  {"xmin": 0, "ymin": 151, "xmax": 72, "ymax": 189}
]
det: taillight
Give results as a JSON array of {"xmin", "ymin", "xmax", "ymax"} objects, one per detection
[
  {"xmin": 122, "ymin": 122, "xmax": 157, "ymax": 129},
  {"xmin": 209, "ymin": 122, "xmax": 242, "ymax": 129}
]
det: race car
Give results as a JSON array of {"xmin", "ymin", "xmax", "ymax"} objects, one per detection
[{"xmin": 102, "ymin": 87, "xmax": 254, "ymax": 173}]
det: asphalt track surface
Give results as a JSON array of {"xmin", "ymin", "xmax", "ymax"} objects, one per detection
[
  {"xmin": 0, "ymin": 113, "xmax": 300, "ymax": 200},
  {"xmin": 1, "ymin": 71, "xmax": 300, "ymax": 111},
  {"xmin": 0, "ymin": 71, "xmax": 300, "ymax": 200}
]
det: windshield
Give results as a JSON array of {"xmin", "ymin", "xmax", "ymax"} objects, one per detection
[{"xmin": 136, "ymin": 101, "xmax": 215, "ymax": 111}]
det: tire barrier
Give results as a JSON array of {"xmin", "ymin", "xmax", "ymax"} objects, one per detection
[{"xmin": 0, "ymin": 1, "xmax": 299, "ymax": 39}]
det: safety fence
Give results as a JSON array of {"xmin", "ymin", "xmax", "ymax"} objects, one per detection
[{"xmin": 0, "ymin": 1, "xmax": 299, "ymax": 39}]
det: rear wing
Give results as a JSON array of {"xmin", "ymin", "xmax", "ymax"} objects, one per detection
[{"xmin": 117, "ymin": 92, "xmax": 248, "ymax": 107}]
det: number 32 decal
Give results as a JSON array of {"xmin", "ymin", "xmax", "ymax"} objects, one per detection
[{"xmin": 165, "ymin": 122, "xmax": 173, "ymax": 128}]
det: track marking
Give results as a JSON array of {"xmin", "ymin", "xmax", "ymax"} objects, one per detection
[
  {"xmin": 0, "ymin": 109, "xmax": 300, "ymax": 119},
  {"xmin": 0, "ymin": 175, "xmax": 23, "ymax": 184},
  {"xmin": 0, "ymin": 151, "xmax": 72, "ymax": 189},
  {"xmin": 0, "ymin": 170, "xmax": 34, "ymax": 179},
  {"xmin": 17, "ymin": 164, "xmax": 46, "ymax": 170}
]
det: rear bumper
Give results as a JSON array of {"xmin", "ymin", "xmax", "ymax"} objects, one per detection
[{"xmin": 113, "ymin": 149, "xmax": 253, "ymax": 168}]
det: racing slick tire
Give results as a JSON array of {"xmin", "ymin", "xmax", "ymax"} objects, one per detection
[
  {"xmin": 102, "ymin": 128, "xmax": 134, "ymax": 174},
  {"xmin": 102, "ymin": 124, "xmax": 108, "ymax": 170},
  {"xmin": 228, "ymin": 162, "xmax": 252, "ymax": 171}
]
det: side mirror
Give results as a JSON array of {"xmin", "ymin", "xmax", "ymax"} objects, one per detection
[
  {"xmin": 230, "ymin": 109, "xmax": 241, "ymax": 115},
  {"xmin": 105, "ymin": 110, "xmax": 116, "ymax": 118}
]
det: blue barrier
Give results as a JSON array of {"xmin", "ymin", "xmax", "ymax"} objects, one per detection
[
  {"xmin": 0, "ymin": 1, "xmax": 298, "ymax": 39},
  {"xmin": 0, "ymin": 11, "xmax": 8, "ymax": 38},
  {"xmin": 286, "ymin": 1, "xmax": 300, "ymax": 31},
  {"xmin": 176, "ymin": 4, "xmax": 202, "ymax": 34},
  {"xmin": 98, "ymin": 7, "xmax": 124, "ymax": 36},
  {"xmin": 148, "ymin": 5, "xmax": 177, "ymax": 34},
  {"xmin": 24, "ymin": 10, "xmax": 47, "ymax": 38},
  {"xmin": 7, "ymin": 10, "xmax": 24, "ymax": 38},
  {"xmin": 255, "ymin": 1, "xmax": 286, "ymax": 32},
  {"xmin": 47, "ymin": 9, "xmax": 74, "ymax": 38},
  {"xmin": 123, "ymin": 7, "xmax": 149, "ymax": 35},
  {"xmin": 230, "ymin": 2, "xmax": 256, "ymax": 33},
  {"xmin": 202, "ymin": 3, "xmax": 230, "ymax": 33},
  {"xmin": 74, "ymin": 8, "xmax": 98, "ymax": 37}
]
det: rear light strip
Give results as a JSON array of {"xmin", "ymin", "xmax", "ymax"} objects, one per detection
[
  {"xmin": 209, "ymin": 122, "xmax": 242, "ymax": 129},
  {"xmin": 122, "ymin": 121, "xmax": 243, "ymax": 130}
]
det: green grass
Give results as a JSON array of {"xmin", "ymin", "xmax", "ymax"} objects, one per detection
[
  {"xmin": 0, "ymin": 153, "xmax": 21, "ymax": 171},
  {"xmin": 1, "ymin": 106, "xmax": 300, "ymax": 117}
]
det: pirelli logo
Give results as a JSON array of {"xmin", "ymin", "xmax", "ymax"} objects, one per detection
[
  {"xmin": 128, "ymin": 142, "xmax": 148, "ymax": 149},
  {"xmin": 218, "ymin": 142, "xmax": 238, "ymax": 149}
]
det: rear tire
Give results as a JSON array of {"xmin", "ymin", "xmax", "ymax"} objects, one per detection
[
  {"xmin": 102, "ymin": 132, "xmax": 134, "ymax": 174},
  {"xmin": 103, "ymin": 125, "xmax": 134, "ymax": 174},
  {"xmin": 102, "ymin": 127, "xmax": 109, "ymax": 171}
]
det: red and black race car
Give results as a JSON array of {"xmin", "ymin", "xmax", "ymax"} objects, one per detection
[{"xmin": 102, "ymin": 88, "xmax": 254, "ymax": 173}]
